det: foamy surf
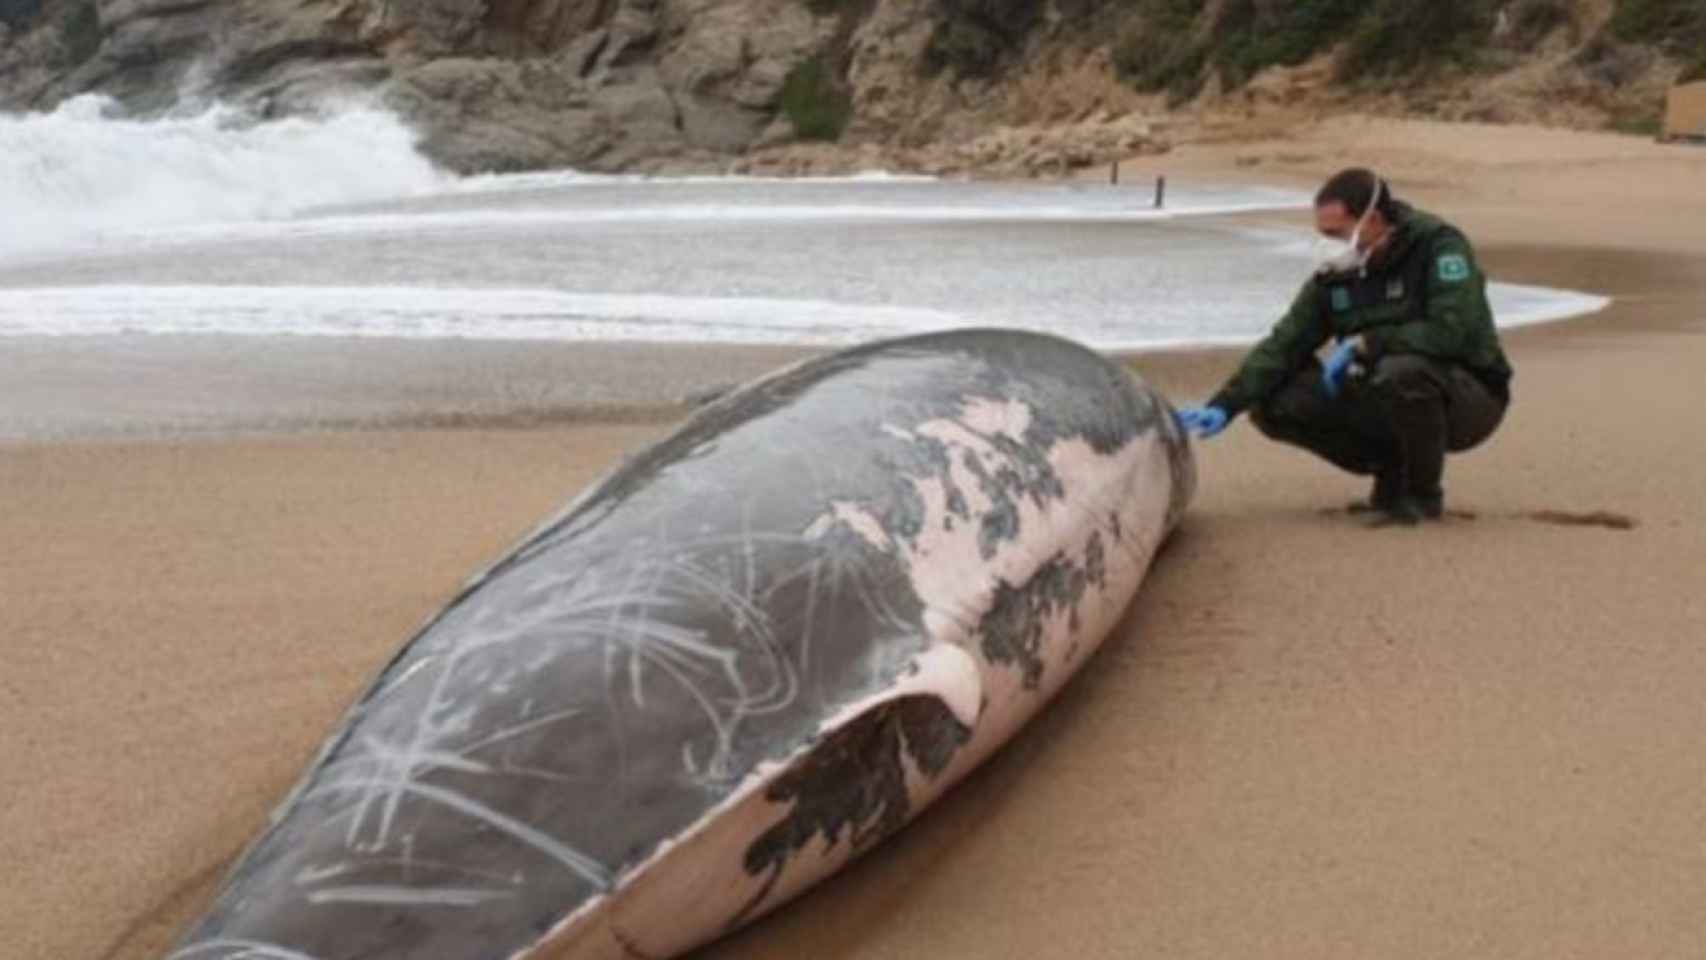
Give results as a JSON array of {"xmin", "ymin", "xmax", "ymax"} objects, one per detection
[
  {"xmin": 0, "ymin": 283, "xmax": 1608, "ymax": 349},
  {"xmin": 0, "ymin": 286, "xmax": 974, "ymax": 344},
  {"xmin": 448, "ymin": 169, "xmax": 939, "ymax": 194},
  {"xmin": 130, "ymin": 196, "xmax": 1313, "ymax": 250},
  {"xmin": 0, "ymin": 95, "xmax": 451, "ymax": 256}
]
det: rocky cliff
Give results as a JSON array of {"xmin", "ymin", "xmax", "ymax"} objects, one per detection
[{"xmin": 0, "ymin": 0, "xmax": 1696, "ymax": 174}]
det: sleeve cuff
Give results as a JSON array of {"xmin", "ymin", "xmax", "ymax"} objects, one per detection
[
  {"xmin": 1207, "ymin": 389, "xmax": 1246, "ymax": 419},
  {"xmin": 1359, "ymin": 329, "xmax": 1389, "ymax": 363}
]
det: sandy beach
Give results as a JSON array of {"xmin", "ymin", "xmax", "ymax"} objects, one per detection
[{"xmin": 5, "ymin": 118, "xmax": 1705, "ymax": 959}]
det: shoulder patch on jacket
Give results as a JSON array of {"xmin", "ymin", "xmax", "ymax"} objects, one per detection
[{"xmin": 1437, "ymin": 253, "xmax": 1471, "ymax": 283}]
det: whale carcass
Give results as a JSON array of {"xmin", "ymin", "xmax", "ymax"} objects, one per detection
[{"xmin": 168, "ymin": 328, "xmax": 1195, "ymax": 960}]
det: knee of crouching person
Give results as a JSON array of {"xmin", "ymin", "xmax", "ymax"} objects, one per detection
[
  {"xmin": 1370, "ymin": 353, "xmax": 1437, "ymax": 387},
  {"xmin": 1369, "ymin": 354, "xmax": 1446, "ymax": 401}
]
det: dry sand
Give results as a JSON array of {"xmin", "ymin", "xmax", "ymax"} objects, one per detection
[{"xmin": 4, "ymin": 118, "xmax": 1705, "ymax": 959}]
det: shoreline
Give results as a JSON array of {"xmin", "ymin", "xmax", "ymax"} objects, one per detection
[{"xmin": 0, "ymin": 243, "xmax": 1621, "ymax": 446}]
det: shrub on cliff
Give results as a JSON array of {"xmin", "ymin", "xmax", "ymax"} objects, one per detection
[
  {"xmin": 1496, "ymin": 0, "xmax": 1576, "ymax": 49},
  {"xmin": 61, "ymin": 0, "xmax": 99, "ymax": 63},
  {"xmin": 1110, "ymin": 0, "xmax": 1205, "ymax": 104},
  {"xmin": 1681, "ymin": 57, "xmax": 1706, "ymax": 84},
  {"xmin": 924, "ymin": 0, "xmax": 1046, "ymax": 77},
  {"xmin": 781, "ymin": 55, "xmax": 852, "ymax": 141},
  {"xmin": 1117, "ymin": 0, "xmax": 1370, "ymax": 101},
  {"xmin": 1609, "ymin": 0, "xmax": 1706, "ymax": 59},
  {"xmin": 1337, "ymin": 0, "xmax": 1497, "ymax": 81},
  {"xmin": 1211, "ymin": 0, "xmax": 1363, "ymax": 88}
]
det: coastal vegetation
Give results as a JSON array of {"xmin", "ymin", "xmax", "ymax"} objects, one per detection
[
  {"xmin": 922, "ymin": 0, "xmax": 1698, "ymax": 104},
  {"xmin": 1608, "ymin": 0, "xmax": 1706, "ymax": 82},
  {"xmin": 60, "ymin": 0, "xmax": 97, "ymax": 64},
  {"xmin": 781, "ymin": 54, "xmax": 853, "ymax": 141}
]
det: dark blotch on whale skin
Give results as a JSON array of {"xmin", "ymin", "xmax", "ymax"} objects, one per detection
[
  {"xmin": 915, "ymin": 433, "xmax": 972, "ymax": 522},
  {"xmin": 737, "ymin": 697, "xmax": 971, "ymax": 924},
  {"xmin": 978, "ymin": 497, "xmax": 1021, "ymax": 561},
  {"xmin": 886, "ymin": 470, "xmax": 930, "ymax": 548},
  {"xmin": 978, "ymin": 550, "xmax": 1095, "ymax": 691},
  {"xmin": 958, "ymin": 438, "xmax": 1069, "ymax": 561},
  {"xmin": 1084, "ymin": 531, "xmax": 1106, "ymax": 591}
]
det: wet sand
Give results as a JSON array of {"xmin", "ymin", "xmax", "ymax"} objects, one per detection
[
  {"xmin": 0, "ymin": 336, "xmax": 815, "ymax": 441},
  {"xmin": 5, "ymin": 121, "xmax": 1706, "ymax": 959}
]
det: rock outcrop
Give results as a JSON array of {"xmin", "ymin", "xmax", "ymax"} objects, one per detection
[
  {"xmin": 0, "ymin": 0, "xmax": 1689, "ymax": 174},
  {"xmin": 0, "ymin": 0, "xmax": 1172, "ymax": 172}
]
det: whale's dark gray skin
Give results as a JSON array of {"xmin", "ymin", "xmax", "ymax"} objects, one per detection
[{"xmin": 167, "ymin": 328, "xmax": 1195, "ymax": 960}]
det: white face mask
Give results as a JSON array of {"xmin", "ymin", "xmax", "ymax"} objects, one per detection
[{"xmin": 1314, "ymin": 178, "xmax": 1383, "ymax": 274}]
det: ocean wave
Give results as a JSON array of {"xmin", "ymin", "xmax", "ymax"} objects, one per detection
[{"xmin": 0, "ymin": 95, "xmax": 450, "ymax": 257}]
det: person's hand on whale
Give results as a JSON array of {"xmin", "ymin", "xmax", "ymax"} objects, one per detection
[{"xmin": 1175, "ymin": 405, "xmax": 1229, "ymax": 439}]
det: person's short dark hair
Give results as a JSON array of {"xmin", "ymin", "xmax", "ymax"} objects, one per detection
[{"xmin": 1315, "ymin": 167, "xmax": 1398, "ymax": 221}]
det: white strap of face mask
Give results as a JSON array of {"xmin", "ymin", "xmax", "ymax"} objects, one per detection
[
  {"xmin": 1352, "ymin": 177, "xmax": 1384, "ymax": 277},
  {"xmin": 1359, "ymin": 176, "xmax": 1383, "ymax": 229}
]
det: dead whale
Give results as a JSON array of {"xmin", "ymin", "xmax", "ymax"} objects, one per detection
[{"xmin": 168, "ymin": 328, "xmax": 1195, "ymax": 960}]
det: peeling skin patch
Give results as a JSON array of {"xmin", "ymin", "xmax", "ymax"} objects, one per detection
[
  {"xmin": 957, "ymin": 396, "xmax": 1034, "ymax": 437},
  {"xmin": 977, "ymin": 552, "xmax": 1093, "ymax": 690},
  {"xmin": 822, "ymin": 502, "xmax": 894, "ymax": 551},
  {"xmin": 737, "ymin": 697, "xmax": 969, "ymax": 924}
]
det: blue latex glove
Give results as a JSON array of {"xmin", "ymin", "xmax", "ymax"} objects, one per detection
[
  {"xmin": 1321, "ymin": 340, "xmax": 1361, "ymax": 398},
  {"xmin": 1175, "ymin": 405, "xmax": 1229, "ymax": 439}
]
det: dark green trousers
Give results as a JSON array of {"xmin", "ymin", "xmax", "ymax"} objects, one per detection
[{"xmin": 1248, "ymin": 354, "xmax": 1507, "ymax": 502}]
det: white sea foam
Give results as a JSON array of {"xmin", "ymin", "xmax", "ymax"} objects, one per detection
[
  {"xmin": 0, "ymin": 283, "xmax": 1608, "ymax": 349},
  {"xmin": 0, "ymin": 95, "xmax": 452, "ymax": 256},
  {"xmin": 449, "ymin": 169, "xmax": 938, "ymax": 194},
  {"xmin": 118, "ymin": 197, "xmax": 1309, "ymax": 251},
  {"xmin": 0, "ymin": 286, "xmax": 973, "ymax": 343}
]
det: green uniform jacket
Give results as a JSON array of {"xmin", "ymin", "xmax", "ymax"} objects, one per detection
[{"xmin": 1208, "ymin": 203, "xmax": 1514, "ymax": 417}]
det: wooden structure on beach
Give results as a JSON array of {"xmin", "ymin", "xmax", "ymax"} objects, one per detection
[{"xmin": 1663, "ymin": 81, "xmax": 1706, "ymax": 143}]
